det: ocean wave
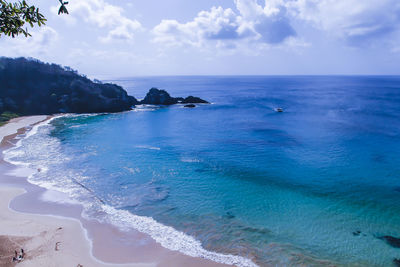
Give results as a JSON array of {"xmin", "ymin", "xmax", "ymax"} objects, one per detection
[
  {"xmin": 133, "ymin": 105, "xmax": 159, "ymax": 112},
  {"xmin": 135, "ymin": 145, "xmax": 161, "ymax": 151},
  {"xmin": 123, "ymin": 167, "xmax": 140, "ymax": 174},
  {"xmin": 58, "ymin": 113, "xmax": 108, "ymax": 119},
  {"xmin": 69, "ymin": 124, "xmax": 85, "ymax": 129},
  {"xmin": 180, "ymin": 157, "xmax": 202, "ymax": 163},
  {"xmin": 2, "ymin": 114, "xmax": 258, "ymax": 267},
  {"xmin": 2, "ymin": 116, "xmax": 57, "ymax": 166},
  {"xmin": 101, "ymin": 205, "xmax": 258, "ymax": 267},
  {"xmin": 24, "ymin": 115, "xmax": 64, "ymax": 139}
]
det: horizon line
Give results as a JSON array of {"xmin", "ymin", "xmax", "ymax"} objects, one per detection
[{"xmin": 99, "ymin": 74, "xmax": 400, "ymax": 80}]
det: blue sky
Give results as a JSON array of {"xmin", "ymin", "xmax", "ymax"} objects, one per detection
[{"xmin": 1, "ymin": 0, "xmax": 400, "ymax": 76}]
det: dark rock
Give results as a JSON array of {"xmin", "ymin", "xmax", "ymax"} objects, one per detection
[
  {"xmin": 181, "ymin": 96, "xmax": 209, "ymax": 104},
  {"xmin": 140, "ymin": 88, "xmax": 178, "ymax": 105},
  {"xmin": 353, "ymin": 230, "xmax": 361, "ymax": 236},
  {"xmin": 184, "ymin": 104, "xmax": 196, "ymax": 108},
  {"xmin": 394, "ymin": 258, "xmax": 400, "ymax": 267},
  {"xmin": 224, "ymin": 211, "xmax": 235, "ymax": 219},
  {"xmin": 372, "ymin": 153, "xmax": 385, "ymax": 163},
  {"xmin": 379, "ymin": 236, "xmax": 400, "ymax": 248},
  {"xmin": 140, "ymin": 88, "xmax": 209, "ymax": 106}
]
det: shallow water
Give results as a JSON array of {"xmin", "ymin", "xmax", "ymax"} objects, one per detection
[{"xmin": 4, "ymin": 76, "xmax": 400, "ymax": 266}]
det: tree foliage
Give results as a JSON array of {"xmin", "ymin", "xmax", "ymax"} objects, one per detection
[
  {"xmin": 58, "ymin": 0, "xmax": 68, "ymax": 15},
  {"xmin": 0, "ymin": 0, "xmax": 68, "ymax": 38},
  {"xmin": 0, "ymin": 57, "xmax": 139, "ymax": 114}
]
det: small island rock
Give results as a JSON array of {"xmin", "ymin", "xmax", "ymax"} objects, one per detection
[
  {"xmin": 140, "ymin": 88, "xmax": 209, "ymax": 106},
  {"xmin": 182, "ymin": 96, "xmax": 209, "ymax": 104},
  {"xmin": 184, "ymin": 104, "xmax": 196, "ymax": 108},
  {"xmin": 140, "ymin": 88, "xmax": 178, "ymax": 105}
]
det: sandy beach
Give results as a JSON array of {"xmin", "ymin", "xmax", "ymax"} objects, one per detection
[
  {"xmin": 0, "ymin": 116, "xmax": 232, "ymax": 267},
  {"xmin": 0, "ymin": 186, "xmax": 151, "ymax": 267}
]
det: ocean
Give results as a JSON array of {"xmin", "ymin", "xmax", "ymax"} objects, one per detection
[{"xmin": 4, "ymin": 76, "xmax": 400, "ymax": 266}]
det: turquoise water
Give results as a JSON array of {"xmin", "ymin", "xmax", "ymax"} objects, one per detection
[{"xmin": 5, "ymin": 76, "xmax": 400, "ymax": 266}]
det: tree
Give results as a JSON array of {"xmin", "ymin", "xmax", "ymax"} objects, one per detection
[{"xmin": 0, "ymin": 0, "xmax": 68, "ymax": 38}]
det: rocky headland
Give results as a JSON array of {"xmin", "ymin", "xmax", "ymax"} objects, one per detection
[{"xmin": 0, "ymin": 57, "xmax": 209, "ymax": 120}]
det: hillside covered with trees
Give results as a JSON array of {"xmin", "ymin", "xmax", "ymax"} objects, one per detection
[{"xmin": 0, "ymin": 57, "xmax": 139, "ymax": 115}]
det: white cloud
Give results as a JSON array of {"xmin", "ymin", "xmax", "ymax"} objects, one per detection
[
  {"xmin": 99, "ymin": 18, "xmax": 142, "ymax": 43},
  {"xmin": 0, "ymin": 26, "xmax": 58, "ymax": 57},
  {"xmin": 153, "ymin": 0, "xmax": 400, "ymax": 50},
  {"xmin": 153, "ymin": 7, "xmax": 249, "ymax": 47},
  {"xmin": 51, "ymin": 0, "xmax": 142, "ymax": 43},
  {"xmin": 286, "ymin": 0, "xmax": 400, "ymax": 44},
  {"xmin": 152, "ymin": 0, "xmax": 296, "ymax": 49}
]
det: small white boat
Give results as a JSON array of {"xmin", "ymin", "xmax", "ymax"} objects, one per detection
[{"xmin": 275, "ymin": 108, "xmax": 283, "ymax": 112}]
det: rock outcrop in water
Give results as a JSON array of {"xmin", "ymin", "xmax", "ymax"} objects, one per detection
[
  {"xmin": 140, "ymin": 88, "xmax": 209, "ymax": 106},
  {"xmin": 184, "ymin": 104, "xmax": 196, "ymax": 108},
  {"xmin": 0, "ymin": 57, "xmax": 139, "ymax": 115},
  {"xmin": 379, "ymin": 236, "xmax": 400, "ymax": 248},
  {"xmin": 182, "ymin": 96, "xmax": 209, "ymax": 104},
  {"xmin": 141, "ymin": 88, "xmax": 178, "ymax": 105}
]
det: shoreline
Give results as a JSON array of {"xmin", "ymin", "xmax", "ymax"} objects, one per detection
[{"xmin": 0, "ymin": 116, "xmax": 235, "ymax": 267}]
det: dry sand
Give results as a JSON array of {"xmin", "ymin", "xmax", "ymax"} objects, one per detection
[
  {"xmin": 0, "ymin": 187, "xmax": 150, "ymax": 267},
  {"xmin": 0, "ymin": 116, "xmax": 48, "ymax": 144}
]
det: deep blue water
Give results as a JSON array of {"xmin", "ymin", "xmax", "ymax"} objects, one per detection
[{"xmin": 5, "ymin": 76, "xmax": 400, "ymax": 266}]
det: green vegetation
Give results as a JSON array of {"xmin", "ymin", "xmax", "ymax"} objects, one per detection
[
  {"xmin": 0, "ymin": 57, "xmax": 138, "ymax": 115},
  {"xmin": 0, "ymin": 111, "xmax": 19, "ymax": 126},
  {"xmin": 0, "ymin": 0, "xmax": 67, "ymax": 38}
]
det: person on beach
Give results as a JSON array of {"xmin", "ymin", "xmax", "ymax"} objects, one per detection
[
  {"xmin": 12, "ymin": 250, "xmax": 18, "ymax": 262},
  {"xmin": 12, "ymin": 248, "xmax": 24, "ymax": 262}
]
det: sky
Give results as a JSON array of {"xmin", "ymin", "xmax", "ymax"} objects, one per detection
[{"xmin": 1, "ymin": 0, "xmax": 400, "ymax": 77}]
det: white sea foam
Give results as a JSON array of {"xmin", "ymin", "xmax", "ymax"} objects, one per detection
[
  {"xmin": 133, "ymin": 105, "xmax": 164, "ymax": 112},
  {"xmin": 24, "ymin": 114, "xmax": 63, "ymax": 139},
  {"xmin": 135, "ymin": 145, "xmax": 161, "ymax": 151},
  {"xmin": 69, "ymin": 124, "xmax": 84, "ymax": 128},
  {"xmin": 180, "ymin": 157, "xmax": 202, "ymax": 163},
  {"xmin": 3, "ymin": 115, "xmax": 62, "ymax": 165},
  {"xmin": 123, "ymin": 167, "xmax": 140, "ymax": 174},
  {"xmin": 2, "ymin": 113, "xmax": 259, "ymax": 267},
  {"xmin": 102, "ymin": 205, "xmax": 258, "ymax": 267}
]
